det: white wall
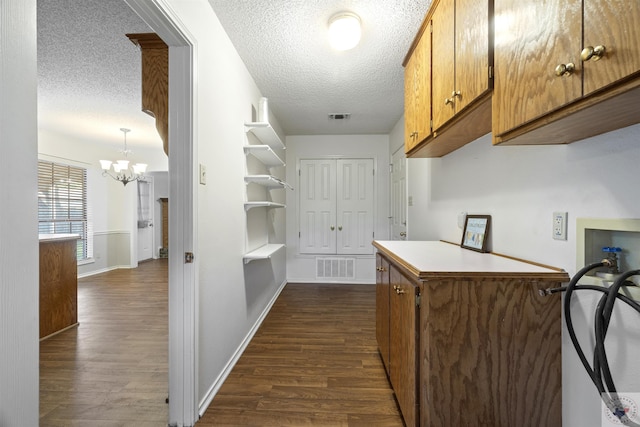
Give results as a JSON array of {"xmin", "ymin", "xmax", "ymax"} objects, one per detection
[
  {"xmin": 285, "ymin": 134, "xmax": 390, "ymax": 284},
  {"xmin": 159, "ymin": 0, "xmax": 287, "ymax": 412},
  {"xmin": 403, "ymin": 118, "xmax": 640, "ymax": 427},
  {"xmin": 0, "ymin": 0, "xmax": 40, "ymax": 425}
]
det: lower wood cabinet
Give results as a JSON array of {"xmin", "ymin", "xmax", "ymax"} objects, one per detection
[{"xmin": 374, "ymin": 241, "xmax": 569, "ymax": 427}]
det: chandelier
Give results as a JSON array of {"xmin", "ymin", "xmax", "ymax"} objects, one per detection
[{"xmin": 99, "ymin": 128, "xmax": 147, "ymax": 186}]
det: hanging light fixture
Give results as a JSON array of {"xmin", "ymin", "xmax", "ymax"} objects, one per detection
[
  {"xmin": 99, "ymin": 128, "xmax": 147, "ymax": 186},
  {"xmin": 328, "ymin": 12, "xmax": 362, "ymax": 51}
]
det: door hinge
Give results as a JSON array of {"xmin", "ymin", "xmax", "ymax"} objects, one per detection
[
  {"xmin": 416, "ymin": 294, "xmax": 421, "ymax": 307},
  {"xmin": 299, "ymin": 231, "xmax": 301, "ymax": 238},
  {"xmin": 488, "ymin": 65, "xmax": 494, "ymax": 79},
  {"xmin": 389, "ymin": 164, "xmax": 393, "ymax": 173},
  {"xmin": 185, "ymin": 252, "xmax": 194, "ymax": 263}
]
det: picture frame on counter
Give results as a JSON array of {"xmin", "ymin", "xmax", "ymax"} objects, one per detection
[{"xmin": 461, "ymin": 215, "xmax": 491, "ymax": 253}]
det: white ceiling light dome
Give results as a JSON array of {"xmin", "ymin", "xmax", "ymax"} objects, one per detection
[{"xmin": 328, "ymin": 12, "xmax": 361, "ymax": 51}]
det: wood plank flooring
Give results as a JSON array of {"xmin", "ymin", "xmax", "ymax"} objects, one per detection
[
  {"xmin": 40, "ymin": 259, "xmax": 169, "ymax": 427},
  {"xmin": 198, "ymin": 283, "xmax": 403, "ymax": 427},
  {"xmin": 40, "ymin": 262, "xmax": 402, "ymax": 426}
]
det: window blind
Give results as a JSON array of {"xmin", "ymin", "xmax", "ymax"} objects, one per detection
[{"xmin": 38, "ymin": 160, "xmax": 89, "ymax": 260}]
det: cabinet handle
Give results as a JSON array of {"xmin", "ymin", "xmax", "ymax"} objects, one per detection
[
  {"xmin": 555, "ymin": 62, "xmax": 575, "ymax": 77},
  {"xmin": 581, "ymin": 45, "xmax": 606, "ymax": 62},
  {"xmin": 444, "ymin": 97, "xmax": 454, "ymax": 105},
  {"xmin": 330, "ymin": 226, "xmax": 335, "ymax": 231},
  {"xmin": 395, "ymin": 287, "xmax": 406, "ymax": 295},
  {"xmin": 400, "ymin": 231, "xmax": 407, "ymax": 237},
  {"xmin": 452, "ymin": 90, "xmax": 461, "ymax": 99},
  {"xmin": 410, "ymin": 131, "xmax": 418, "ymax": 138}
]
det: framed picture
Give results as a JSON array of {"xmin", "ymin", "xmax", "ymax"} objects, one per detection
[{"xmin": 461, "ymin": 215, "xmax": 491, "ymax": 253}]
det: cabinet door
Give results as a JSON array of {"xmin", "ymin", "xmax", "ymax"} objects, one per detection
[
  {"xmin": 375, "ymin": 254, "xmax": 390, "ymax": 372},
  {"xmin": 299, "ymin": 159, "xmax": 337, "ymax": 254},
  {"xmin": 431, "ymin": 0, "xmax": 456, "ymax": 130},
  {"xmin": 404, "ymin": 52, "xmax": 418, "ymax": 152},
  {"xmin": 390, "ymin": 267, "xmax": 419, "ymax": 427},
  {"xmin": 583, "ymin": 0, "xmax": 640, "ymax": 95},
  {"xmin": 493, "ymin": 0, "xmax": 582, "ymax": 136},
  {"xmin": 405, "ymin": 29, "xmax": 432, "ymax": 153},
  {"xmin": 455, "ymin": 0, "xmax": 491, "ymax": 112}
]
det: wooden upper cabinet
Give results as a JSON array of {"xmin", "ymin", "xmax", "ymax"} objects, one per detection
[
  {"xmin": 493, "ymin": 0, "xmax": 640, "ymax": 145},
  {"xmin": 455, "ymin": 0, "xmax": 493, "ymax": 111},
  {"xmin": 583, "ymin": 0, "xmax": 640, "ymax": 95},
  {"xmin": 492, "ymin": 0, "xmax": 583, "ymax": 137},
  {"xmin": 433, "ymin": 0, "xmax": 492, "ymax": 131},
  {"xmin": 404, "ymin": 27, "xmax": 431, "ymax": 153},
  {"xmin": 431, "ymin": 0, "xmax": 455, "ymax": 130},
  {"xmin": 405, "ymin": 0, "xmax": 493, "ymax": 158}
]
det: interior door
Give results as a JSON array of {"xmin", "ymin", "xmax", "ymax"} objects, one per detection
[
  {"xmin": 137, "ymin": 178, "xmax": 154, "ymax": 261},
  {"xmin": 391, "ymin": 147, "xmax": 407, "ymax": 240},
  {"xmin": 336, "ymin": 158, "xmax": 374, "ymax": 255},
  {"xmin": 299, "ymin": 159, "xmax": 337, "ymax": 254}
]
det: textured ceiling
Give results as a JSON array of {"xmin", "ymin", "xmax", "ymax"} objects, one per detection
[
  {"xmin": 209, "ymin": 0, "xmax": 431, "ymax": 135},
  {"xmin": 37, "ymin": 0, "xmax": 158, "ymax": 149},
  {"xmin": 37, "ymin": 0, "xmax": 432, "ymax": 149}
]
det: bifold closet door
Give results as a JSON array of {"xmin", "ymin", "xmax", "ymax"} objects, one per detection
[
  {"xmin": 336, "ymin": 159, "xmax": 374, "ymax": 255},
  {"xmin": 299, "ymin": 159, "xmax": 337, "ymax": 254},
  {"xmin": 299, "ymin": 158, "xmax": 374, "ymax": 255}
]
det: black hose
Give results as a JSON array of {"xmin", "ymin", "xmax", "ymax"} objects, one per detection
[
  {"xmin": 561, "ymin": 263, "xmax": 640, "ymax": 426},
  {"xmin": 563, "ymin": 261, "xmax": 606, "ymax": 390}
]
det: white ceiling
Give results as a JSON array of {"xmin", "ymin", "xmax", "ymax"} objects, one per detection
[
  {"xmin": 37, "ymin": 0, "xmax": 158, "ymax": 149},
  {"xmin": 208, "ymin": 0, "xmax": 431, "ymax": 135},
  {"xmin": 37, "ymin": 0, "xmax": 431, "ymax": 149}
]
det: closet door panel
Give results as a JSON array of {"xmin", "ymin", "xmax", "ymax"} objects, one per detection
[{"xmin": 299, "ymin": 159, "xmax": 337, "ymax": 254}]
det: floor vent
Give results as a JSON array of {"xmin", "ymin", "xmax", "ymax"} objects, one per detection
[{"xmin": 316, "ymin": 257, "xmax": 356, "ymax": 280}]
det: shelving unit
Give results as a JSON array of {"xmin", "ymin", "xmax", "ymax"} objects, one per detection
[
  {"xmin": 244, "ymin": 201, "xmax": 286, "ymax": 211},
  {"xmin": 243, "ymin": 114, "xmax": 288, "ymax": 265},
  {"xmin": 244, "ymin": 174, "xmax": 288, "ymax": 189},
  {"xmin": 244, "ymin": 122, "xmax": 285, "ymax": 150},
  {"xmin": 243, "ymin": 243, "xmax": 285, "ymax": 264},
  {"xmin": 243, "ymin": 145, "xmax": 285, "ymax": 167}
]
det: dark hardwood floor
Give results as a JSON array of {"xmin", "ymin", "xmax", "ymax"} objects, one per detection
[
  {"xmin": 40, "ymin": 259, "xmax": 169, "ymax": 427},
  {"xmin": 39, "ymin": 261, "xmax": 402, "ymax": 426},
  {"xmin": 199, "ymin": 283, "xmax": 403, "ymax": 427}
]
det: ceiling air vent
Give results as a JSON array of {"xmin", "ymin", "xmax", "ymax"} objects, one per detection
[{"xmin": 328, "ymin": 113, "xmax": 351, "ymax": 120}]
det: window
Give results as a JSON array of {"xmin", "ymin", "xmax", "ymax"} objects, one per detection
[{"xmin": 38, "ymin": 160, "xmax": 90, "ymax": 260}]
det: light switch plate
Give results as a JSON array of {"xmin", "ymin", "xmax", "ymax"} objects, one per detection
[{"xmin": 199, "ymin": 164, "xmax": 206, "ymax": 185}]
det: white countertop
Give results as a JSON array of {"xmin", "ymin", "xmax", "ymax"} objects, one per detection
[
  {"xmin": 39, "ymin": 233, "xmax": 80, "ymax": 242},
  {"xmin": 373, "ymin": 240, "xmax": 568, "ymax": 280}
]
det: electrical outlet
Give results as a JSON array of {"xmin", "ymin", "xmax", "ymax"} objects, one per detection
[{"xmin": 553, "ymin": 212, "xmax": 568, "ymax": 240}]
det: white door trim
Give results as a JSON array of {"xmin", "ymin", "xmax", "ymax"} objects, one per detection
[{"xmin": 124, "ymin": 1, "xmax": 197, "ymax": 426}]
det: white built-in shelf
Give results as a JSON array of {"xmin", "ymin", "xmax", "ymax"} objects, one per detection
[
  {"xmin": 244, "ymin": 174, "xmax": 292, "ymax": 189},
  {"xmin": 244, "ymin": 145, "xmax": 285, "ymax": 167},
  {"xmin": 243, "ymin": 243, "xmax": 285, "ymax": 264},
  {"xmin": 244, "ymin": 122, "xmax": 285, "ymax": 150},
  {"xmin": 244, "ymin": 201, "xmax": 286, "ymax": 211}
]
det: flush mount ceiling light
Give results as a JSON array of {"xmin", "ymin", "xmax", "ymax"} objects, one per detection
[{"xmin": 328, "ymin": 12, "xmax": 361, "ymax": 51}]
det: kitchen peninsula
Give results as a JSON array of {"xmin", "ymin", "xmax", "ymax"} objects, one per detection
[
  {"xmin": 374, "ymin": 240, "xmax": 569, "ymax": 427},
  {"xmin": 39, "ymin": 234, "xmax": 79, "ymax": 339}
]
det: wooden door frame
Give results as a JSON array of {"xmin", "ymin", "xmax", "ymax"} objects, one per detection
[{"xmin": 124, "ymin": 1, "xmax": 197, "ymax": 425}]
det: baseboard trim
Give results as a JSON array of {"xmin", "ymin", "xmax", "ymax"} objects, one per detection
[{"xmin": 197, "ymin": 279, "xmax": 288, "ymax": 417}]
